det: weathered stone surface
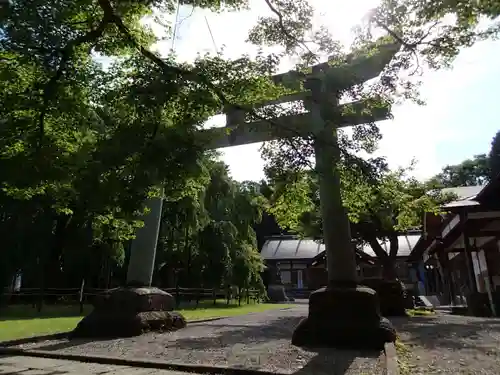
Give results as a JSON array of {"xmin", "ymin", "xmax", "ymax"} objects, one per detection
[
  {"xmin": 72, "ymin": 309, "xmax": 186, "ymax": 338},
  {"xmin": 72, "ymin": 287, "xmax": 184, "ymax": 339},
  {"xmin": 267, "ymin": 284, "xmax": 294, "ymax": 303},
  {"xmin": 291, "ymin": 285, "xmax": 396, "ymax": 350},
  {"xmin": 467, "ymin": 291, "xmax": 492, "ymax": 316},
  {"xmin": 93, "ymin": 287, "xmax": 175, "ymax": 312}
]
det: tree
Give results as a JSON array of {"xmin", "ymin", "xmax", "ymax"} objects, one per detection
[
  {"xmin": 0, "ymin": 0, "xmax": 283, "ymax": 293},
  {"xmin": 267, "ymin": 165, "xmax": 456, "ymax": 280},
  {"xmin": 489, "ymin": 130, "xmax": 500, "ymax": 179},
  {"xmin": 0, "ymin": 0, "xmax": 208, "ymax": 290},
  {"xmin": 154, "ymin": 155, "xmax": 266, "ymax": 296},
  {"xmin": 365, "ymin": 0, "xmax": 500, "ymax": 71},
  {"xmin": 344, "ymin": 168, "xmax": 456, "ymax": 280},
  {"xmin": 246, "ymin": 0, "xmax": 500, "ymax": 285},
  {"xmin": 430, "ymin": 154, "xmax": 491, "ymax": 188},
  {"xmin": 3, "ymin": 0, "xmax": 496, "ymax": 298}
]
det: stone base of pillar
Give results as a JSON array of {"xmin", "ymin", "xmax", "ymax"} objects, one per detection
[
  {"xmin": 71, "ymin": 287, "xmax": 186, "ymax": 338},
  {"xmin": 291, "ymin": 285, "xmax": 396, "ymax": 350},
  {"xmin": 466, "ymin": 291, "xmax": 492, "ymax": 317},
  {"xmin": 267, "ymin": 284, "xmax": 295, "ymax": 303},
  {"xmin": 360, "ymin": 278, "xmax": 411, "ymax": 316}
]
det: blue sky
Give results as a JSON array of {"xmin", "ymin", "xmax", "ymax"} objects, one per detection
[
  {"xmin": 430, "ymin": 40, "xmax": 500, "ymax": 166},
  {"xmin": 149, "ymin": 0, "xmax": 500, "ymax": 182}
]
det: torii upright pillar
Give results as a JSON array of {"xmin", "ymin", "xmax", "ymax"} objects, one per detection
[{"xmin": 289, "ymin": 65, "xmax": 396, "ymax": 350}]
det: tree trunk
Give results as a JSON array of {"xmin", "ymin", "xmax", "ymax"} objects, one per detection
[
  {"xmin": 380, "ymin": 255, "xmax": 397, "ymax": 280},
  {"xmin": 367, "ymin": 236, "xmax": 397, "ymax": 281},
  {"xmin": 184, "ymin": 227, "xmax": 192, "ymax": 287},
  {"xmin": 46, "ymin": 215, "xmax": 70, "ymax": 288}
]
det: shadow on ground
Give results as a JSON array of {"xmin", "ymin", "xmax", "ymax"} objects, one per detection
[
  {"xmin": 27, "ymin": 315, "xmax": 306, "ymax": 351},
  {"xmin": 390, "ymin": 314, "xmax": 500, "ymax": 353},
  {"xmin": 291, "ymin": 350, "xmax": 379, "ymax": 375},
  {"xmin": 24, "ymin": 313, "xmax": 379, "ymax": 375}
]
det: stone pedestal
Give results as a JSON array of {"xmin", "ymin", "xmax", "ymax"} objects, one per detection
[
  {"xmin": 361, "ymin": 279, "xmax": 411, "ymax": 316},
  {"xmin": 467, "ymin": 291, "xmax": 492, "ymax": 317},
  {"xmin": 71, "ymin": 287, "xmax": 186, "ymax": 338},
  {"xmin": 291, "ymin": 285, "xmax": 396, "ymax": 350},
  {"xmin": 263, "ymin": 265, "xmax": 293, "ymax": 303},
  {"xmin": 267, "ymin": 284, "xmax": 294, "ymax": 303}
]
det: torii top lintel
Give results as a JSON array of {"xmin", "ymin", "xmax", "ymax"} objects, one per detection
[
  {"xmin": 201, "ymin": 40, "xmax": 401, "ymax": 150},
  {"xmin": 272, "ymin": 40, "xmax": 401, "ymax": 94}
]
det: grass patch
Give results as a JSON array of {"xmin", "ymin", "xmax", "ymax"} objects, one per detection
[
  {"xmin": 395, "ymin": 339, "xmax": 413, "ymax": 375},
  {"xmin": 405, "ymin": 307, "xmax": 436, "ymax": 317},
  {"xmin": 0, "ymin": 301, "xmax": 293, "ymax": 342}
]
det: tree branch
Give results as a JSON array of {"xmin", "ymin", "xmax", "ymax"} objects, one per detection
[
  {"xmin": 98, "ymin": 0, "xmax": 378, "ymax": 181},
  {"xmin": 37, "ymin": 17, "xmax": 110, "ymax": 150},
  {"xmin": 262, "ymin": 0, "xmax": 316, "ymax": 58},
  {"xmin": 357, "ymin": 221, "xmax": 390, "ymax": 261},
  {"xmin": 355, "ymin": 247, "xmax": 376, "ymax": 265},
  {"xmin": 388, "ymin": 232, "xmax": 399, "ymax": 259},
  {"xmin": 98, "ymin": 0, "xmax": 322, "ymax": 152},
  {"xmin": 367, "ymin": 236, "xmax": 390, "ymax": 261}
]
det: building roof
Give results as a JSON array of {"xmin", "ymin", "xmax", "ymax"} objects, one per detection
[
  {"xmin": 261, "ymin": 233, "xmax": 419, "ymax": 261},
  {"xmin": 260, "ymin": 238, "xmax": 324, "ymax": 260},
  {"xmin": 442, "ymin": 199, "xmax": 480, "ymax": 209},
  {"xmin": 360, "ymin": 233, "xmax": 421, "ymax": 258},
  {"xmin": 311, "ymin": 248, "xmax": 375, "ymax": 266},
  {"xmin": 441, "ymin": 185, "xmax": 484, "ymax": 200},
  {"xmin": 441, "ymin": 185, "xmax": 485, "ymax": 209},
  {"xmin": 408, "ymin": 181, "xmax": 500, "ymax": 263}
]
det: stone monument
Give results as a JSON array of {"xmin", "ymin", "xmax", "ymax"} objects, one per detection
[
  {"xmin": 72, "ymin": 286, "xmax": 186, "ymax": 338},
  {"xmin": 263, "ymin": 265, "xmax": 294, "ymax": 303}
]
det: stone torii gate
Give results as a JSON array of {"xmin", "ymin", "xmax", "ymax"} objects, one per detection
[
  {"xmin": 127, "ymin": 41, "xmax": 399, "ymax": 288},
  {"xmin": 74, "ymin": 41, "xmax": 400, "ymax": 347}
]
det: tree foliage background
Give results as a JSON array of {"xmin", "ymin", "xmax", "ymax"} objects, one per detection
[
  {"xmin": 0, "ymin": 0, "xmax": 284, "ymax": 294},
  {"xmin": 2, "ymin": 0, "xmax": 500, "ymax": 292}
]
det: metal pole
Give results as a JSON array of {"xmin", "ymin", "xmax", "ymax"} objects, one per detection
[
  {"xmin": 308, "ymin": 73, "xmax": 358, "ymax": 285},
  {"xmin": 126, "ymin": 191, "xmax": 164, "ymax": 286}
]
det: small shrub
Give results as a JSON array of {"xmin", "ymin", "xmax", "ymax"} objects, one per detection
[{"xmin": 406, "ymin": 308, "xmax": 435, "ymax": 317}]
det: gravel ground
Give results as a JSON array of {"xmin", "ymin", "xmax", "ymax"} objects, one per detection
[
  {"xmin": 12, "ymin": 305, "xmax": 384, "ymax": 375},
  {"xmin": 391, "ymin": 313, "xmax": 500, "ymax": 374}
]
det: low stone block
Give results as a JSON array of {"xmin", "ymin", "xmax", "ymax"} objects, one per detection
[
  {"xmin": 267, "ymin": 284, "xmax": 294, "ymax": 303},
  {"xmin": 94, "ymin": 287, "xmax": 175, "ymax": 313},
  {"xmin": 71, "ymin": 287, "xmax": 184, "ymax": 339}
]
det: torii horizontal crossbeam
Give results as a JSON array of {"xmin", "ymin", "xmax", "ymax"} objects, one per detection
[{"xmin": 201, "ymin": 99, "xmax": 391, "ymax": 149}]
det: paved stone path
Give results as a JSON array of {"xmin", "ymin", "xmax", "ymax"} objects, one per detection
[
  {"xmin": 0, "ymin": 355, "xmax": 197, "ymax": 375},
  {"xmin": 10, "ymin": 305, "xmax": 384, "ymax": 375}
]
